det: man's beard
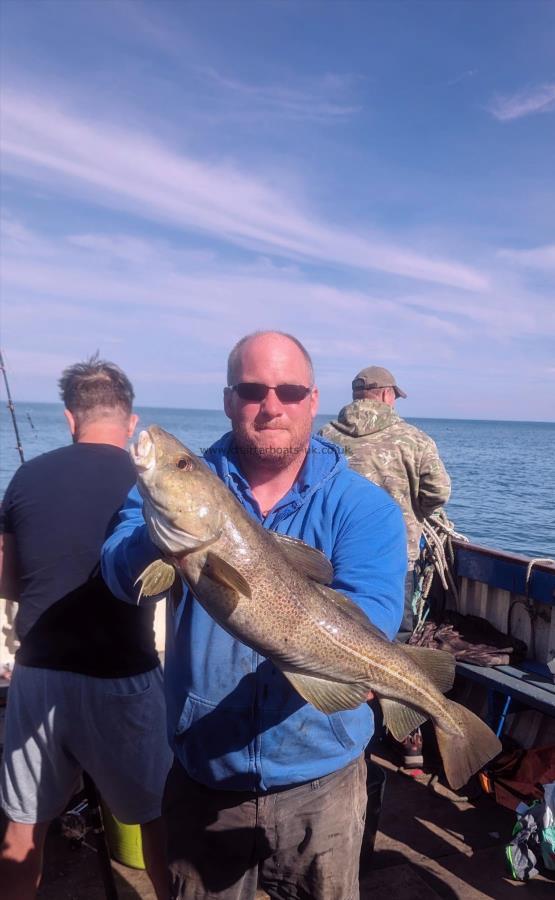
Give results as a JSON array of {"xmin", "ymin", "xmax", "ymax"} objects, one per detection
[
  {"xmin": 238, "ymin": 442, "xmax": 307, "ymax": 470},
  {"xmin": 232, "ymin": 426, "xmax": 310, "ymax": 471}
]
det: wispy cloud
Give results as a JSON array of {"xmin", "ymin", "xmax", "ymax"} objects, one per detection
[
  {"xmin": 1, "ymin": 1, "xmax": 553, "ymax": 421},
  {"xmin": 0, "ymin": 89, "xmax": 488, "ymax": 292},
  {"xmin": 198, "ymin": 67, "xmax": 360, "ymax": 122},
  {"xmin": 115, "ymin": 4, "xmax": 359, "ymax": 123},
  {"xmin": 67, "ymin": 232, "xmax": 215, "ymax": 267},
  {"xmin": 488, "ymin": 83, "xmax": 555, "ymax": 121},
  {"xmin": 2, "ymin": 214, "xmax": 552, "ymax": 417},
  {"xmin": 498, "ymin": 244, "xmax": 555, "ymax": 271},
  {"xmin": 447, "ymin": 69, "xmax": 477, "ymax": 87},
  {"xmin": 3, "ymin": 214, "xmax": 551, "ymax": 345}
]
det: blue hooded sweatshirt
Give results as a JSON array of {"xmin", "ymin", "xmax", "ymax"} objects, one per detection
[{"xmin": 101, "ymin": 434, "xmax": 406, "ymax": 792}]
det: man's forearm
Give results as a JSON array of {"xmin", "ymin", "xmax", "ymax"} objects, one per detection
[{"xmin": 101, "ymin": 487, "xmax": 163, "ymax": 604}]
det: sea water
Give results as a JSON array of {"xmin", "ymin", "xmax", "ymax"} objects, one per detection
[{"xmin": 1, "ymin": 403, "xmax": 553, "ymax": 559}]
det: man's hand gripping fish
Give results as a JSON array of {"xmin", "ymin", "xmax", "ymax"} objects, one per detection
[{"xmin": 132, "ymin": 426, "xmax": 501, "ymax": 791}]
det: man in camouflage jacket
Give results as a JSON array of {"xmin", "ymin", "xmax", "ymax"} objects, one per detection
[{"xmin": 320, "ymin": 366, "xmax": 451, "ymax": 632}]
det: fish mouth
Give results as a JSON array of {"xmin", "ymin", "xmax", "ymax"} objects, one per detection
[
  {"xmin": 130, "ymin": 427, "xmax": 208, "ymax": 553},
  {"xmin": 131, "ymin": 429, "xmax": 156, "ymax": 472}
]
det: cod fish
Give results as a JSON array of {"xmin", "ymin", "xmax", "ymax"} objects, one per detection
[{"xmin": 132, "ymin": 426, "xmax": 501, "ymax": 791}]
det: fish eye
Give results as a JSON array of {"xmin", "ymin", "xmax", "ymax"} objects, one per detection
[{"xmin": 176, "ymin": 458, "xmax": 191, "ymax": 470}]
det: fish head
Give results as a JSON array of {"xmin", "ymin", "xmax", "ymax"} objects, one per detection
[{"xmin": 131, "ymin": 425, "xmax": 222, "ymax": 555}]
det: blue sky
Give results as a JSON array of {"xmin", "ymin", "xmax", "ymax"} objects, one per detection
[{"xmin": 1, "ymin": 0, "xmax": 554, "ymax": 420}]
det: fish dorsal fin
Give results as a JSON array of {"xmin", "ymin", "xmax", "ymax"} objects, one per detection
[
  {"xmin": 400, "ymin": 645, "xmax": 455, "ymax": 695},
  {"xmin": 270, "ymin": 533, "xmax": 334, "ymax": 584},
  {"xmin": 204, "ymin": 551, "xmax": 252, "ymax": 599},
  {"xmin": 282, "ymin": 669, "xmax": 373, "ymax": 713},
  {"xmin": 379, "ymin": 699, "xmax": 428, "ymax": 742},
  {"xmin": 313, "ymin": 584, "xmax": 388, "ymax": 637},
  {"xmin": 135, "ymin": 559, "xmax": 176, "ymax": 600}
]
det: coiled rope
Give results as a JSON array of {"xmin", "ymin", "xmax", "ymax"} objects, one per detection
[
  {"xmin": 413, "ymin": 521, "xmax": 555, "ymax": 658},
  {"xmin": 412, "ymin": 510, "xmax": 469, "ymax": 634}
]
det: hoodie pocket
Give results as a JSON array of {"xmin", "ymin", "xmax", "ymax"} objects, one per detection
[
  {"xmin": 327, "ymin": 711, "xmax": 356, "ymax": 750},
  {"xmin": 175, "ymin": 692, "xmax": 197, "ymax": 736},
  {"xmin": 175, "ymin": 693, "xmax": 257, "ymax": 787},
  {"xmin": 259, "ymin": 702, "xmax": 358, "ymax": 784}
]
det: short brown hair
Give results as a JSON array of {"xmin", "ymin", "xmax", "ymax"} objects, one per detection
[{"xmin": 59, "ymin": 354, "xmax": 134, "ymax": 420}]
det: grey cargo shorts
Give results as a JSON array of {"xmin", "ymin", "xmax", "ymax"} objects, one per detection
[{"xmin": 0, "ymin": 663, "xmax": 172, "ymax": 825}]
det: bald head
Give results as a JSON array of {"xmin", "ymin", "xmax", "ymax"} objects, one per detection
[{"xmin": 227, "ymin": 331, "xmax": 314, "ymax": 388}]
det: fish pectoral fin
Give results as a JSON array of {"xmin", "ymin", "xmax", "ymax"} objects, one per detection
[
  {"xmin": 270, "ymin": 533, "xmax": 334, "ymax": 585},
  {"xmin": 282, "ymin": 670, "xmax": 372, "ymax": 713},
  {"xmin": 399, "ymin": 645, "xmax": 455, "ymax": 695},
  {"xmin": 135, "ymin": 559, "xmax": 176, "ymax": 600},
  {"xmin": 379, "ymin": 698, "xmax": 428, "ymax": 742},
  {"xmin": 203, "ymin": 552, "xmax": 252, "ymax": 599}
]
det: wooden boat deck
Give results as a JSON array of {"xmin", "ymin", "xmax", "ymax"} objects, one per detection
[
  {"xmin": 362, "ymin": 750, "xmax": 554, "ymax": 899},
  {"xmin": 3, "ymin": 544, "xmax": 553, "ymax": 898},
  {"xmin": 28, "ymin": 746, "xmax": 554, "ymax": 900}
]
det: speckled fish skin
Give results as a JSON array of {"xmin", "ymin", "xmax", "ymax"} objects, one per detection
[
  {"xmin": 132, "ymin": 425, "xmax": 501, "ymax": 791},
  {"xmin": 132, "ymin": 428, "xmax": 425, "ymax": 699}
]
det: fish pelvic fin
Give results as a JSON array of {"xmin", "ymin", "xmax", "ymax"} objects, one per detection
[
  {"xmin": 435, "ymin": 700, "xmax": 502, "ymax": 791},
  {"xmin": 380, "ymin": 646, "xmax": 455, "ymax": 742},
  {"xmin": 282, "ymin": 669, "xmax": 372, "ymax": 713},
  {"xmin": 400, "ymin": 645, "xmax": 455, "ymax": 695},
  {"xmin": 203, "ymin": 552, "xmax": 252, "ymax": 599},
  {"xmin": 379, "ymin": 699, "xmax": 428, "ymax": 742},
  {"xmin": 270, "ymin": 533, "xmax": 334, "ymax": 584},
  {"xmin": 135, "ymin": 559, "xmax": 176, "ymax": 601}
]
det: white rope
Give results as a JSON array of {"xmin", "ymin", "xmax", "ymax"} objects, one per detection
[
  {"xmin": 413, "ymin": 511, "xmax": 468, "ymax": 632},
  {"xmin": 428, "ymin": 513, "xmax": 469, "ymax": 544},
  {"xmin": 525, "ymin": 557, "xmax": 555, "ymax": 592}
]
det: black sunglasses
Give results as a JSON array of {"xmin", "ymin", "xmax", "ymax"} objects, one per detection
[{"xmin": 230, "ymin": 382, "xmax": 312, "ymax": 403}]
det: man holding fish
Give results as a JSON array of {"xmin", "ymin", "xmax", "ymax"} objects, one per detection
[{"xmin": 102, "ymin": 331, "xmax": 500, "ymax": 900}]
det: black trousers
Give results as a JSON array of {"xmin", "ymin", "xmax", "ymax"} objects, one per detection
[{"xmin": 163, "ymin": 754, "xmax": 384, "ymax": 900}]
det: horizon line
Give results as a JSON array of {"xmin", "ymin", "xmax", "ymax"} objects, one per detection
[{"xmin": 3, "ymin": 400, "xmax": 554, "ymax": 427}]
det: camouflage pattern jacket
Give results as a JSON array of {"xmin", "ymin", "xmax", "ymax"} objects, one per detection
[{"xmin": 319, "ymin": 399, "xmax": 451, "ymax": 563}]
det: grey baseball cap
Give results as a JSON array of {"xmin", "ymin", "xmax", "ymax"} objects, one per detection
[{"xmin": 352, "ymin": 366, "xmax": 407, "ymax": 399}]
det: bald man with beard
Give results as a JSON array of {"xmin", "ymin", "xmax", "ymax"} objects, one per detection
[{"xmin": 102, "ymin": 332, "xmax": 406, "ymax": 900}]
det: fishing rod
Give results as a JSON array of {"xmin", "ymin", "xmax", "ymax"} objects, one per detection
[
  {"xmin": 0, "ymin": 348, "xmax": 25, "ymax": 464},
  {"xmin": 26, "ymin": 411, "xmax": 38, "ymax": 438}
]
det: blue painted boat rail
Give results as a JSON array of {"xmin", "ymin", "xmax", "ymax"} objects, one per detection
[
  {"xmin": 451, "ymin": 541, "xmax": 554, "ymax": 726},
  {"xmin": 454, "ymin": 540, "xmax": 555, "ymax": 606}
]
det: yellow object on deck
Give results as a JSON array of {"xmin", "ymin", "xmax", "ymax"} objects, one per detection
[{"xmin": 100, "ymin": 802, "xmax": 145, "ymax": 870}]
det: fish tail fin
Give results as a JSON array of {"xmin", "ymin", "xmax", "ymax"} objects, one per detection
[{"xmin": 435, "ymin": 700, "xmax": 502, "ymax": 791}]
